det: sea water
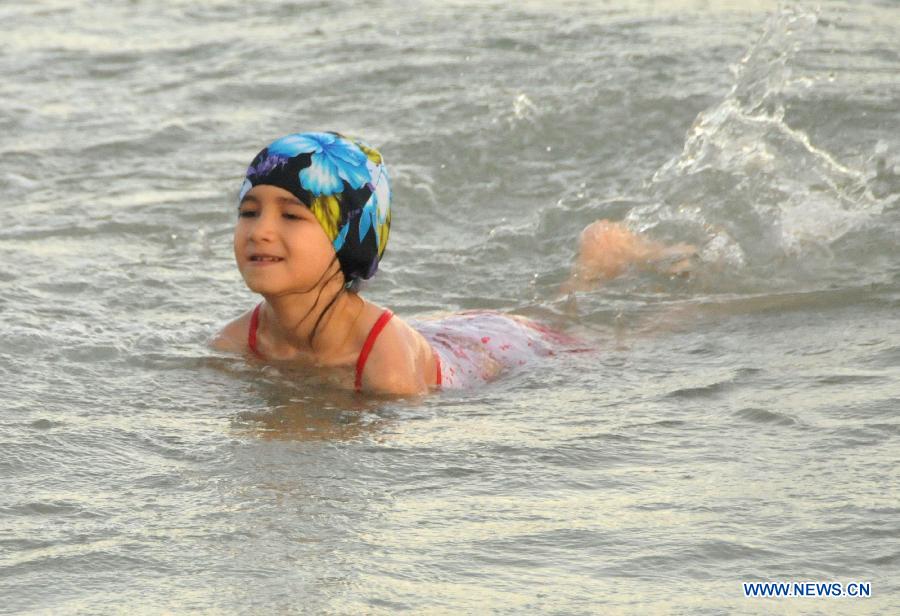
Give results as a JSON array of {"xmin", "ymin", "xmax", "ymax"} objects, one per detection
[{"xmin": 1, "ymin": 0, "xmax": 898, "ymax": 613}]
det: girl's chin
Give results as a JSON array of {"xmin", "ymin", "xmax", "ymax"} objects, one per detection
[
  {"xmin": 241, "ymin": 276, "xmax": 316, "ymax": 296},
  {"xmin": 241, "ymin": 276, "xmax": 282, "ymax": 295},
  {"xmin": 239, "ymin": 264, "xmax": 332, "ymax": 296}
]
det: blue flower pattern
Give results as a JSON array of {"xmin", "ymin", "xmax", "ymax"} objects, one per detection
[{"xmin": 268, "ymin": 132, "xmax": 370, "ymax": 196}]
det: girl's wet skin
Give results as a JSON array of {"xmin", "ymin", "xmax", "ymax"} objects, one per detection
[{"xmin": 562, "ymin": 219, "xmax": 697, "ymax": 293}]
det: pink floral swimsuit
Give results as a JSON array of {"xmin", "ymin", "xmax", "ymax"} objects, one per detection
[{"xmin": 410, "ymin": 310, "xmax": 591, "ymax": 389}]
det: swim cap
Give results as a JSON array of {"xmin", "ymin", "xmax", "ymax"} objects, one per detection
[{"xmin": 239, "ymin": 131, "xmax": 391, "ymax": 285}]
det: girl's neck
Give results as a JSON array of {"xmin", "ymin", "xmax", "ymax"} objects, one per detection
[{"xmin": 260, "ymin": 281, "xmax": 364, "ymax": 360}]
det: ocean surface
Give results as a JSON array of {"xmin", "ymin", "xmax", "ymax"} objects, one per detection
[{"xmin": 2, "ymin": 0, "xmax": 898, "ymax": 613}]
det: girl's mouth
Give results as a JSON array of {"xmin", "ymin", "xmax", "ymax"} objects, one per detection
[{"xmin": 249, "ymin": 254, "xmax": 284, "ymax": 264}]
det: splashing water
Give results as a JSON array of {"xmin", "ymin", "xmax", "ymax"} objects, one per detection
[{"xmin": 628, "ymin": 5, "xmax": 885, "ymax": 276}]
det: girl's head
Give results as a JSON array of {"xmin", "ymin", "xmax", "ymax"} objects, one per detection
[{"xmin": 234, "ymin": 131, "xmax": 391, "ymax": 295}]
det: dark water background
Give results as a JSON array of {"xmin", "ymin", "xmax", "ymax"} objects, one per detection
[{"xmin": 1, "ymin": 0, "xmax": 898, "ymax": 613}]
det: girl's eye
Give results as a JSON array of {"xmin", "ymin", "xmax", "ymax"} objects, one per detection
[
  {"xmin": 283, "ymin": 213, "xmax": 302, "ymax": 220},
  {"xmin": 238, "ymin": 209, "xmax": 258, "ymax": 218}
]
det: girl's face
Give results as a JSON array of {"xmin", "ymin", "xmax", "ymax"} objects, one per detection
[{"xmin": 234, "ymin": 184, "xmax": 338, "ymax": 296}]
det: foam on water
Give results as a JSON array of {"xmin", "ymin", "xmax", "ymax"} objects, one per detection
[{"xmin": 625, "ymin": 6, "xmax": 895, "ymax": 288}]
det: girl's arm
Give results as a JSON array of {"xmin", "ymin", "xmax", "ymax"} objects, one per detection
[{"xmin": 561, "ymin": 220, "xmax": 696, "ymax": 293}]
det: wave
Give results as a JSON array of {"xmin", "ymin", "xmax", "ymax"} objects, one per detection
[{"xmin": 626, "ymin": 5, "xmax": 896, "ymax": 286}]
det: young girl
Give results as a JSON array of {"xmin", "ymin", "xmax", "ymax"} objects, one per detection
[{"xmin": 211, "ymin": 131, "xmax": 694, "ymax": 395}]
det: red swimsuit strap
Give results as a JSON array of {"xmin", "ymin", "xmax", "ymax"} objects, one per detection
[
  {"xmin": 433, "ymin": 350, "xmax": 442, "ymax": 387},
  {"xmin": 355, "ymin": 309, "xmax": 394, "ymax": 391},
  {"xmin": 250, "ymin": 304, "xmax": 441, "ymax": 391},
  {"xmin": 248, "ymin": 303, "xmax": 262, "ymax": 357}
]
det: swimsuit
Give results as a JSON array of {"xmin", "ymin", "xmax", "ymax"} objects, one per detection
[
  {"xmin": 248, "ymin": 304, "xmax": 587, "ymax": 391},
  {"xmin": 410, "ymin": 310, "xmax": 590, "ymax": 389},
  {"xmin": 247, "ymin": 303, "xmax": 441, "ymax": 392}
]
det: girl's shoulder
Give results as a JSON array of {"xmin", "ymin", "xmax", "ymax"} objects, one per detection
[
  {"xmin": 355, "ymin": 303, "xmax": 437, "ymax": 396},
  {"xmin": 209, "ymin": 308, "xmax": 254, "ymax": 354}
]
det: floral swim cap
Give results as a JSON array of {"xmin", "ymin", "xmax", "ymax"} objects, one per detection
[{"xmin": 239, "ymin": 131, "xmax": 391, "ymax": 285}]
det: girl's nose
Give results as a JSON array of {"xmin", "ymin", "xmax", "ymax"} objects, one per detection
[{"xmin": 249, "ymin": 211, "xmax": 277, "ymax": 243}]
